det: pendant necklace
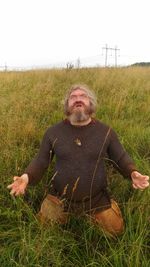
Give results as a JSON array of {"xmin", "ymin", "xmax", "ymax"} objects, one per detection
[{"xmin": 74, "ymin": 138, "xmax": 82, "ymax": 146}]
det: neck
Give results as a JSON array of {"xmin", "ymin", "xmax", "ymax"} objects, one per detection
[{"xmin": 68, "ymin": 117, "xmax": 92, "ymax": 126}]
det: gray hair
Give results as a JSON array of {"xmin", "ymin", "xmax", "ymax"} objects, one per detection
[{"xmin": 64, "ymin": 84, "xmax": 97, "ymax": 115}]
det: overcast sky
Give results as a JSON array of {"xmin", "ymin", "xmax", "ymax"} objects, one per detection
[{"xmin": 0, "ymin": 0, "xmax": 150, "ymax": 69}]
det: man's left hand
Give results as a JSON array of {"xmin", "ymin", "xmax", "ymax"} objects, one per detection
[{"xmin": 131, "ymin": 171, "xmax": 149, "ymax": 190}]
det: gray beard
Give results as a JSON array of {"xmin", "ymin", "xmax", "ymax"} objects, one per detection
[{"xmin": 69, "ymin": 110, "xmax": 90, "ymax": 124}]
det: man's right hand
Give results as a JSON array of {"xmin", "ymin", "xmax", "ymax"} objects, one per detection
[{"xmin": 7, "ymin": 174, "xmax": 29, "ymax": 196}]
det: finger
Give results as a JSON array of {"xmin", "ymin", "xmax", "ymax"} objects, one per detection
[
  {"xmin": 137, "ymin": 184, "xmax": 147, "ymax": 189},
  {"xmin": 8, "ymin": 184, "xmax": 18, "ymax": 192},
  {"xmin": 13, "ymin": 176, "xmax": 20, "ymax": 181},
  {"xmin": 17, "ymin": 186, "xmax": 25, "ymax": 194},
  {"xmin": 132, "ymin": 183, "xmax": 145, "ymax": 189},
  {"xmin": 8, "ymin": 180, "xmax": 22, "ymax": 191},
  {"xmin": 132, "ymin": 183, "xmax": 138, "ymax": 189},
  {"xmin": 7, "ymin": 184, "xmax": 14, "ymax": 189},
  {"xmin": 139, "ymin": 181, "xmax": 149, "ymax": 188},
  {"xmin": 10, "ymin": 188, "xmax": 17, "ymax": 195},
  {"xmin": 15, "ymin": 190, "xmax": 24, "ymax": 196},
  {"xmin": 133, "ymin": 171, "xmax": 141, "ymax": 178},
  {"xmin": 133, "ymin": 173, "xmax": 149, "ymax": 181},
  {"xmin": 144, "ymin": 176, "xmax": 149, "ymax": 181},
  {"xmin": 134, "ymin": 184, "xmax": 149, "ymax": 190},
  {"xmin": 139, "ymin": 175, "xmax": 149, "ymax": 181},
  {"xmin": 141, "ymin": 182, "xmax": 149, "ymax": 188},
  {"xmin": 142, "ymin": 181, "xmax": 149, "ymax": 186}
]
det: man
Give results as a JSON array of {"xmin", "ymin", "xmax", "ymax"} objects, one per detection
[{"xmin": 8, "ymin": 84, "xmax": 149, "ymax": 236}]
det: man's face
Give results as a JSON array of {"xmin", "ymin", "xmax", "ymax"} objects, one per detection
[
  {"xmin": 66, "ymin": 89, "xmax": 92, "ymax": 123},
  {"xmin": 68, "ymin": 89, "xmax": 90, "ymax": 112}
]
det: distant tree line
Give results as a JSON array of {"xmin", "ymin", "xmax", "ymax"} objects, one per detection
[{"xmin": 131, "ymin": 62, "xmax": 150, "ymax": 67}]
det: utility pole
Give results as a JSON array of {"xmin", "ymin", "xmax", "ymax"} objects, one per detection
[
  {"xmin": 4, "ymin": 62, "xmax": 7, "ymax": 72},
  {"xmin": 102, "ymin": 44, "xmax": 120, "ymax": 67},
  {"xmin": 102, "ymin": 44, "xmax": 108, "ymax": 67},
  {"xmin": 114, "ymin": 46, "xmax": 120, "ymax": 67}
]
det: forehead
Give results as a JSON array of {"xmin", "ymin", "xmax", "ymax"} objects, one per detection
[{"xmin": 70, "ymin": 89, "xmax": 87, "ymax": 96}]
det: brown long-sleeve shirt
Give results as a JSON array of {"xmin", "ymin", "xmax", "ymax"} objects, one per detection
[{"xmin": 25, "ymin": 119, "xmax": 137, "ymax": 212}]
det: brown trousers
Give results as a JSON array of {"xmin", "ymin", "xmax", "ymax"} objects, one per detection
[{"xmin": 37, "ymin": 194, "xmax": 124, "ymax": 236}]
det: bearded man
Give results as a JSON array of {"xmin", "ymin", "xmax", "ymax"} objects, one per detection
[{"xmin": 8, "ymin": 84, "xmax": 149, "ymax": 236}]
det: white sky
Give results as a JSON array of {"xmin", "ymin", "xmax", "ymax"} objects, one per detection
[{"xmin": 0, "ymin": 0, "xmax": 150, "ymax": 69}]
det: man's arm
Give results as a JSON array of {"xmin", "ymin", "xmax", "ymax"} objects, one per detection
[
  {"xmin": 107, "ymin": 129, "xmax": 149, "ymax": 189},
  {"xmin": 107, "ymin": 129, "xmax": 137, "ymax": 178},
  {"xmin": 24, "ymin": 128, "xmax": 54, "ymax": 185},
  {"xmin": 7, "ymin": 128, "xmax": 54, "ymax": 196}
]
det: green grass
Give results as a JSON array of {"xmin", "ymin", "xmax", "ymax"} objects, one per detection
[{"xmin": 0, "ymin": 67, "xmax": 150, "ymax": 266}]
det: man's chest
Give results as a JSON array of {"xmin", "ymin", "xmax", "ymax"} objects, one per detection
[{"xmin": 50, "ymin": 130, "xmax": 109, "ymax": 160}]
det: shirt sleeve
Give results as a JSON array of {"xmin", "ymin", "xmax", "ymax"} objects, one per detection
[
  {"xmin": 107, "ymin": 129, "xmax": 137, "ymax": 178},
  {"xmin": 24, "ymin": 128, "xmax": 54, "ymax": 185}
]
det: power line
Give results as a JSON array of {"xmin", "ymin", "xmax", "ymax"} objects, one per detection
[{"xmin": 102, "ymin": 44, "xmax": 120, "ymax": 67}]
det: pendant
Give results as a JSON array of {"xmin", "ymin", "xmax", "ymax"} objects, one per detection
[{"xmin": 74, "ymin": 138, "xmax": 82, "ymax": 146}]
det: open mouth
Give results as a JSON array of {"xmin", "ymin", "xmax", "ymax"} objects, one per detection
[
  {"xmin": 75, "ymin": 104, "xmax": 83, "ymax": 107},
  {"xmin": 73, "ymin": 102, "xmax": 84, "ymax": 108}
]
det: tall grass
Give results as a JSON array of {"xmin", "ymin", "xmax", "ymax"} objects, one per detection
[{"xmin": 0, "ymin": 67, "xmax": 150, "ymax": 266}]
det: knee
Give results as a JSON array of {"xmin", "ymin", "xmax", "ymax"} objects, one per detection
[
  {"xmin": 37, "ymin": 194, "xmax": 68, "ymax": 224},
  {"xmin": 93, "ymin": 200, "xmax": 125, "ymax": 236},
  {"xmin": 95, "ymin": 213, "xmax": 124, "ymax": 236},
  {"xmin": 110, "ymin": 217, "xmax": 124, "ymax": 236}
]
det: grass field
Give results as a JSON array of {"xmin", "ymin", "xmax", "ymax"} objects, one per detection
[{"xmin": 0, "ymin": 67, "xmax": 150, "ymax": 266}]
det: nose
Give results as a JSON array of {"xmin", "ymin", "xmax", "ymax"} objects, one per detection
[{"xmin": 76, "ymin": 95, "xmax": 82, "ymax": 101}]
